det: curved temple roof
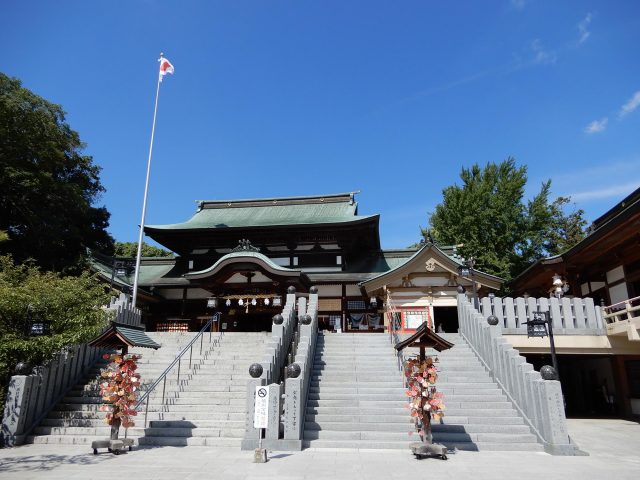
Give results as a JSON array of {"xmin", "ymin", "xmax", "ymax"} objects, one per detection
[
  {"xmin": 185, "ymin": 250, "xmax": 304, "ymax": 280},
  {"xmin": 146, "ymin": 192, "xmax": 378, "ymax": 231},
  {"xmin": 360, "ymin": 242, "xmax": 503, "ymax": 293}
]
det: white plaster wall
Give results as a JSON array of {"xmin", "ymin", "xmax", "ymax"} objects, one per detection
[
  {"xmin": 609, "ymin": 282, "xmax": 630, "ymax": 305},
  {"xmin": 606, "ymin": 265, "xmax": 625, "ymax": 284}
]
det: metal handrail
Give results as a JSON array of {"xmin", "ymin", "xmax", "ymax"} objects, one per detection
[{"xmin": 134, "ymin": 312, "xmax": 222, "ymax": 428}]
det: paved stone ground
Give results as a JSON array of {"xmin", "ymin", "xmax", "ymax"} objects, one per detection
[{"xmin": 0, "ymin": 419, "xmax": 638, "ymax": 480}]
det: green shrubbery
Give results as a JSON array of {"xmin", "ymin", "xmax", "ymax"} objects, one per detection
[{"xmin": 0, "ymin": 255, "xmax": 110, "ymax": 413}]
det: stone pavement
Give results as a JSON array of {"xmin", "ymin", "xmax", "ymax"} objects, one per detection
[{"xmin": 0, "ymin": 419, "xmax": 638, "ymax": 480}]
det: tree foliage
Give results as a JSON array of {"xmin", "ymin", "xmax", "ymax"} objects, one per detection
[
  {"xmin": 0, "ymin": 72, "xmax": 114, "ymax": 272},
  {"xmin": 0, "ymin": 255, "xmax": 110, "ymax": 409},
  {"xmin": 114, "ymin": 241, "xmax": 173, "ymax": 258},
  {"xmin": 426, "ymin": 158, "xmax": 587, "ymax": 284}
]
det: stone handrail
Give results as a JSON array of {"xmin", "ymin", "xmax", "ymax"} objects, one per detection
[
  {"xmin": 282, "ymin": 292, "xmax": 319, "ymax": 449},
  {"xmin": 242, "ymin": 292, "xmax": 298, "ymax": 449},
  {"xmin": 259, "ymin": 293, "xmax": 297, "ymax": 384},
  {"xmin": 458, "ymin": 294, "xmax": 581, "ymax": 455},
  {"xmin": 1, "ymin": 343, "xmax": 108, "ymax": 447},
  {"xmin": 106, "ymin": 293, "xmax": 142, "ymax": 328},
  {"xmin": 479, "ymin": 295, "xmax": 605, "ymax": 335}
]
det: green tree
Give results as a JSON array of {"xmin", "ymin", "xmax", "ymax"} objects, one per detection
[
  {"xmin": 0, "ymin": 73, "xmax": 114, "ymax": 272},
  {"xmin": 0, "ymin": 255, "xmax": 110, "ymax": 410},
  {"xmin": 545, "ymin": 197, "xmax": 588, "ymax": 256},
  {"xmin": 426, "ymin": 158, "xmax": 586, "ymax": 284},
  {"xmin": 114, "ymin": 241, "xmax": 173, "ymax": 258}
]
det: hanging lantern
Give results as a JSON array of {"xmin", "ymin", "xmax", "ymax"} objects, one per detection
[
  {"xmin": 273, "ymin": 295, "xmax": 282, "ymax": 307},
  {"xmin": 238, "ymin": 299, "xmax": 244, "ymax": 306},
  {"xmin": 207, "ymin": 297, "xmax": 218, "ymax": 309},
  {"xmin": 264, "ymin": 298, "xmax": 270, "ymax": 306},
  {"xmin": 225, "ymin": 299, "xmax": 231, "ymax": 307},
  {"xmin": 251, "ymin": 298, "xmax": 257, "ymax": 306}
]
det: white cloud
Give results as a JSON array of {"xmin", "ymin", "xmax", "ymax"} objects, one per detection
[
  {"xmin": 569, "ymin": 181, "xmax": 640, "ymax": 202},
  {"xmin": 619, "ymin": 91, "xmax": 640, "ymax": 118},
  {"xmin": 531, "ymin": 39, "xmax": 557, "ymax": 65},
  {"xmin": 584, "ymin": 117, "xmax": 608, "ymax": 134},
  {"xmin": 577, "ymin": 13, "xmax": 593, "ymax": 45},
  {"xmin": 511, "ymin": 0, "xmax": 527, "ymax": 9}
]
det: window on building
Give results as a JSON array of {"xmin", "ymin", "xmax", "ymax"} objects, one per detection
[{"xmin": 347, "ymin": 300, "xmax": 366, "ymax": 310}]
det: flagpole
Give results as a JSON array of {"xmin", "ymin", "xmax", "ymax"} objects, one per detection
[{"xmin": 131, "ymin": 53, "xmax": 164, "ymax": 309}]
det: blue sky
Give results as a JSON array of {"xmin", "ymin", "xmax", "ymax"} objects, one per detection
[{"xmin": 2, "ymin": 0, "xmax": 639, "ymax": 249}]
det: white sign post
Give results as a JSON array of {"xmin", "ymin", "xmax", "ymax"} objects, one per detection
[{"xmin": 253, "ymin": 385, "xmax": 269, "ymax": 462}]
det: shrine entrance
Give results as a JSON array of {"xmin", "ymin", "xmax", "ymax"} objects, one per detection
[
  {"xmin": 220, "ymin": 311, "xmax": 276, "ymax": 332},
  {"xmin": 433, "ymin": 306, "xmax": 459, "ymax": 333}
]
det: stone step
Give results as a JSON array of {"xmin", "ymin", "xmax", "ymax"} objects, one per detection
[
  {"xmin": 311, "ymin": 374, "xmax": 403, "ymax": 381},
  {"xmin": 148, "ymin": 420, "xmax": 244, "ymax": 429},
  {"xmin": 312, "ymin": 370, "xmax": 479, "ymax": 377},
  {"xmin": 308, "ymin": 386, "xmax": 502, "ymax": 396},
  {"xmin": 302, "ymin": 439, "xmax": 542, "ymax": 451},
  {"xmin": 307, "ymin": 393, "xmax": 506, "ymax": 402},
  {"xmin": 33, "ymin": 426, "xmax": 145, "ymax": 436},
  {"xmin": 168, "ymin": 391, "xmax": 247, "ymax": 400},
  {"xmin": 306, "ymin": 399, "xmax": 513, "ymax": 409},
  {"xmin": 141, "ymin": 427, "xmax": 244, "ymax": 438},
  {"xmin": 137, "ymin": 437, "xmax": 241, "ymax": 447},
  {"xmin": 27, "ymin": 435, "xmax": 242, "ymax": 448},
  {"xmin": 303, "ymin": 429, "xmax": 538, "ymax": 443},
  {"xmin": 41, "ymin": 417, "xmax": 244, "ymax": 428},
  {"xmin": 306, "ymin": 414, "xmax": 525, "ymax": 425},
  {"xmin": 304, "ymin": 421, "xmax": 531, "ymax": 434}
]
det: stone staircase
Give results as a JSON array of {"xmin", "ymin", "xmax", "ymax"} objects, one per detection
[
  {"xmin": 303, "ymin": 332, "xmax": 543, "ymax": 451},
  {"xmin": 26, "ymin": 331, "xmax": 270, "ymax": 447},
  {"xmin": 137, "ymin": 332, "xmax": 270, "ymax": 447}
]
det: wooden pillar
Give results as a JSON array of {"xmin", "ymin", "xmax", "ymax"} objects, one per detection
[
  {"xmin": 342, "ymin": 284, "xmax": 347, "ymax": 332},
  {"xmin": 612, "ymin": 355, "xmax": 633, "ymax": 417},
  {"xmin": 181, "ymin": 287, "xmax": 188, "ymax": 317}
]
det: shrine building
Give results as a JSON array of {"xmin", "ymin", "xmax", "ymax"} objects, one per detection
[{"xmin": 92, "ymin": 192, "xmax": 502, "ymax": 333}]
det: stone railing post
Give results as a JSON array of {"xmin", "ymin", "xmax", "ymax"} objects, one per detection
[
  {"xmin": 1, "ymin": 375, "xmax": 36, "ymax": 447},
  {"xmin": 457, "ymin": 294, "xmax": 580, "ymax": 455}
]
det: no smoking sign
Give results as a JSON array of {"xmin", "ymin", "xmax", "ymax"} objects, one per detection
[{"xmin": 254, "ymin": 386, "xmax": 270, "ymax": 429}]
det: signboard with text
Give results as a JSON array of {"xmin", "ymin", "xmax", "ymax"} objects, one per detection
[{"xmin": 254, "ymin": 386, "xmax": 269, "ymax": 429}]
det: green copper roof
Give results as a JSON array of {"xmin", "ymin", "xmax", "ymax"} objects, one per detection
[
  {"xmin": 88, "ymin": 253, "xmax": 187, "ymax": 288},
  {"xmin": 89, "ymin": 323, "xmax": 161, "ymax": 350},
  {"xmin": 145, "ymin": 192, "xmax": 377, "ymax": 231}
]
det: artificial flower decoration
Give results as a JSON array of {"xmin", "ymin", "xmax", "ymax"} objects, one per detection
[
  {"xmin": 99, "ymin": 353, "xmax": 142, "ymax": 435},
  {"xmin": 404, "ymin": 356, "xmax": 446, "ymax": 443}
]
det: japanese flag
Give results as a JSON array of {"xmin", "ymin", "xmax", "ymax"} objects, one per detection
[{"xmin": 159, "ymin": 57, "xmax": 174, "ymax": 81}]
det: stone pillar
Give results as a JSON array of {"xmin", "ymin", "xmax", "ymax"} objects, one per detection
[
  {"xmin": 241, "ymin": 377, "xmax": 265, "ymax": 450},
  {"xmin": 265, "ymin": 383, "xmax": 281, "ymax": 440},
  {"xmin": 1, "ymin": 375, "xmax": 36, "ymax": 447},
  {"xmin": 284, "ymin": 376, "xmax": 303, "ymax": 440}
]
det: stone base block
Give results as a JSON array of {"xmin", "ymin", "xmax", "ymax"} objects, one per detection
[{"xmin": 91, "ymin": 438, "xmax": 135, "ymax": 455}]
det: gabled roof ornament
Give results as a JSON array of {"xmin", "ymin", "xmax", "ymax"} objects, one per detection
[{"xmin": 232, "ymin": 239, "xmax": 260, "ymax": 252}]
